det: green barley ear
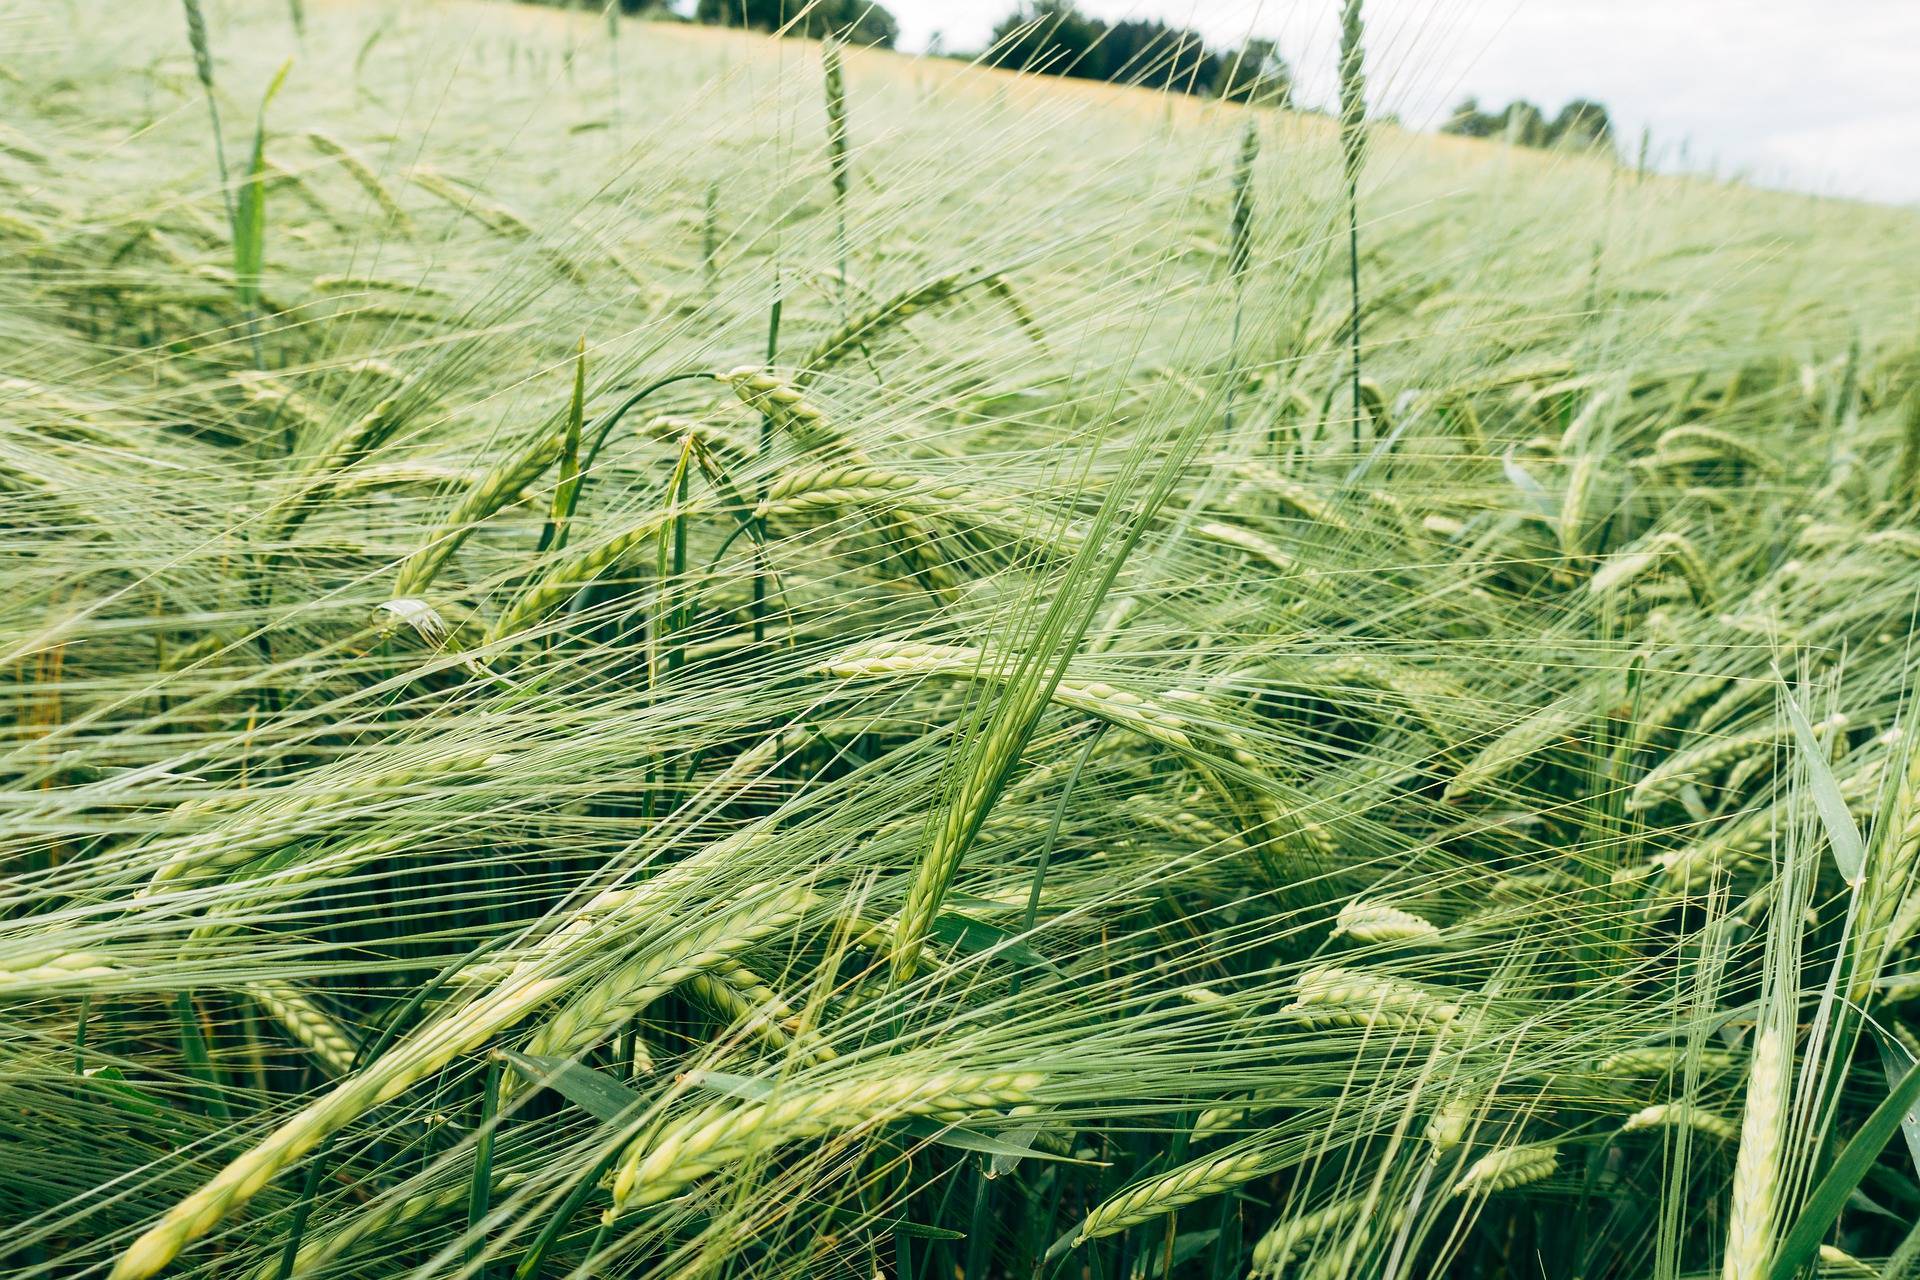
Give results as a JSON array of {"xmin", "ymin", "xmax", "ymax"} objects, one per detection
[
  {"xmin": 179, "ymin": 0, "xmax": 233, "ymax": 225},
  {"xmin": 798, "ymin": 268, "xmax": 1006, "ymax": 379},
  {"xmin": 537, "ymin": 338, "xmax": 587, "ymax": 556},
  {"xmin": 1897, "ymin": 376, "xmax": 1920, "ymax": 509},
  {"xmin": 181, "ymin": 0, "xmax": 214, "ymax": 90},
  {"xmin": 1065, "ymin": 1146, "xmax": 1277, "ymax": 1249},
  {"xmin": 1724, "ymin": 1024, "xmax": 1789, "ymax": 1278},
  {"xmin": 308, "ymin": 131, "xmax": 414, "ymax": 234},
  {"xmin": 1225, "ymin": 117, "xmax": 1258, "ymax": 434},
  {"xmin": 1452, "ymin": 1143, "xmax": 1558, "ymax": 1198},
  {"xmin": 232, "ymin": 60, "xmax": 292, "ymax": 315},
  {"xmin": 1229, "ymin": 119, "xmax": 1258, "ymax": 282},
  {"xmin": 393, "ymin": 427, "xmax": 565, "ymax": 599},
  {"xmin": 702, "ymin": 179, "xmax": 720, "ymax": 289},
  {"xmin": 1338, "ymin": 0, "xmax": 1368, "ymax": 450}
]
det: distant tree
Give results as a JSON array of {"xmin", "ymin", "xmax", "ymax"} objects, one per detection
[
  {"xmin": 1500, "ymin": 99, "xmax": 1549, "ymax": 148},
  {"xmin": 692, "ymin": 0, "xmax": 900, "ymax": 48},
  {"xmin": 980, "ymin": 4, "xmax": 1300, "ymax": 107},
  {"xmin": 985, "ymin": 2, "xmax": 1111, "ymax": 81},
  {"xmin": 1102, "ymin": 19, "xmax": 1219, "ymax": 95},
  {"xmin": 1441, "ymin": 97, "xmax": 1495, "ymax": 138},
  {"xmin": 1549, "ymin": 98, "xmax": 1615, "ymax": 151},
  {"xmin": 525, "ymin": 0, "xmax": 671, "ymax": 13},
  {"xmin": 1443, "ymin": 94, "xmax": 1616, "ymax": 155},
  {"xmin": 1215, "ymin": 37, "xmax": 1291, "ymax": 106}
]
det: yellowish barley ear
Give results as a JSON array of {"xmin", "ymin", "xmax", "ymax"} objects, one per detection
[
  {"xmin": 1619, "ymin": 1102, "xmax": 1738, "ymax": 1142},
  {"xmin": 1249, "ymin": 1197, "xmax": 1371, "ymax": 1276},
  {"xmin": 246, "ymin": 980, "xmax": 358, "ymax": 1075},
  {"xmin": 1071, "ymin": 1145, "xmax": 1277, "ymax": 1244},
  {"xmin": 306, "ymin": 130, "xmax": 413, "ymax": 233},
  {"xmin": 1285, "ymin": 964, "xmax": 1459, "ymax": 1033},
  {"xmin": 1333, "ymin": 898, "xmax": 1441, "ymax": 945},
  {"xmin": 393, "ymin": 428, "xmax": 565, "ymax": 598},
  {"xmin": 1451, "ymin": 1142, "xmax": 1557, "ymax": 1198},
  {"xmin": 1722, "ymin": 1024, "xmax": 1789, "ymax": 1279}
]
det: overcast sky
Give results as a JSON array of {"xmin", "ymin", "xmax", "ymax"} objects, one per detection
[{"xmin": 877, "ymin": 0, "xmax": 1920, "ymax": 206}]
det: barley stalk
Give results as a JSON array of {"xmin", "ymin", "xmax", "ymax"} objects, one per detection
[
  {"xmin": 822, "ymin": 38, "xmax": 850, "ymax": 299},
  {"xmin": 1338, "ymin": 0, "xmax": 1368, "ymax": 447}
]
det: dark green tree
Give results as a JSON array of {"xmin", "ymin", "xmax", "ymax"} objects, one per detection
[
  {"xmin": 1549, "ymin": 98, "xmax": 1615, "ymax": 150},
  {"xmin": 1500, "ymin": 100, "xmax": 1549, "ymax": 147},
  {"xmin": 1215, "ymin": 38, "xmax": 1291, "ymax": 106},
  {"xmin": 692, "ymin": 0, "xmax": 899, "ymax": 48},
  {"xmin": 1101, "ymin": 19, "xmax": 1220, "ymax": 95},
  {"xmin": 1441, "ymin": 96, "xmax": 1498, "ymax": 138},
  {"xmin": 985, "ymin": 1, "xmax": 1111, "ymax": 81}
]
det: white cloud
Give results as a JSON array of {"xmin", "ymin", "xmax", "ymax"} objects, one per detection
[{"xmin": 876, "ymin": 0, "xmax": 1920, "ymax": 205}]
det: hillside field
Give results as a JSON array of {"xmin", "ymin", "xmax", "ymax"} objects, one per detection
[{"xmin": 5, "ymin": 2, "xmax": 1920, "ymax": 1279}]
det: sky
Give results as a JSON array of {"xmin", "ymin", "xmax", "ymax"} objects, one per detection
[{"xmin": 875, "ymin": 0, "xmax": 1920, "ymax": 206}]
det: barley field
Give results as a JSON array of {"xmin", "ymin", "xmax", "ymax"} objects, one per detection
[{"xmin": 5, "ymin": 2, "xmax": 1920, "ymax": 1279}]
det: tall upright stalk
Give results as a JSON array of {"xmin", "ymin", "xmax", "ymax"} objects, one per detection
[
  {"xmin": 180, "ymin": 0, "xmax": 233, "ymax": 226},
  {"xmin": 822, "ymin": 38, "xmax": 850, "ymax": 316},
  {"xmin": 1338, "ymin": 0, "xmax": 1368, "ymax": 453},
  {"xmin": 1224, "ymin": 118, "xmax": 1258, "ymax": 438}
]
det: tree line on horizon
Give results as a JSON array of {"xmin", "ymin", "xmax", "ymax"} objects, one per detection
[{"xmin": 535, "ymin": 0, "xmax": 1616, "ymax": 154}]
